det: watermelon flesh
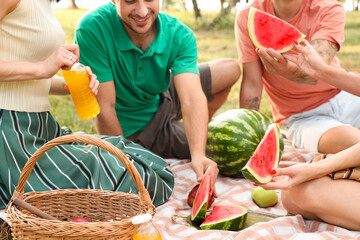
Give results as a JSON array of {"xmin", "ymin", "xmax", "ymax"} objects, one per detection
[
  {"xmin": 248, "ymin": 7, "xmax": 306, "ymax": 53},
  {"xmin": 241, "ymin": 123, "xmax": 284, "ymax": 184},
  {"xmin": 191, "ymin": 166, "xmax": 212, "ymax": 223},
  {"xmin": 200, "ymin": 204, "xmax": 248, "ymax": 231}
]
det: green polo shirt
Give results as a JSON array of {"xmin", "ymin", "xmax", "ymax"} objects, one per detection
[{"xmin": 74, "ymin": 3, "xmax": 199, "ymax": 137}]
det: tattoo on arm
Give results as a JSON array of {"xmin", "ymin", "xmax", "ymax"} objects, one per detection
[
  {"xmin": 288, "ymin": 39, "xmax": 338, "ymax": 85},
  {"xmin": 245, "ymin": 97, "xmax": 260, "ymax": 110}
]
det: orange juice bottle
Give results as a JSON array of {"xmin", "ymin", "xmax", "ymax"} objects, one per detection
[
  {"xmin": 63, "ymin": 63, "xmax": 100, "ymax": 120},
  {"xmin": 132, "ymin": 214, "xmax": 162, "ymax": 240}
]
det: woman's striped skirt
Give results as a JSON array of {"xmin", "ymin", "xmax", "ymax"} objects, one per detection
[{"xmin": 0, "ymin": 110, "xmax": 174, "ymax": 209}]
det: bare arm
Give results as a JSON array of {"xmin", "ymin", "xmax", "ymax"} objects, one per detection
[
  {"xmin": 0, "ymin": 0, "xmax": 19, "ymax": 21},
  {"xmin": 288, "ymin": 40, "xmax": 338, "ymax": 83},
  {"xmin": 174, "ymin": 72, "xmax": 219, "ymax": 197},
  {"xmin": 261, "ymin": 142, "xmax": 360, "ymax": 190},
  {"xmin": 0, "ymin": 44, "xmax": 79, "ymax": 82},
  {"xmin": 93, "ymin": 81, "xmax": 124, "ymax": 136},
  {"xmin": 284, "ymin": 39, "xmax": 360, "ymax": 97},
  {"xmin": 240, "ymin": 60, "xmax": 264, "ymax": 110}
]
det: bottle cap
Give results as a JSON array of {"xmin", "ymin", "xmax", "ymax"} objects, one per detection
[
  {"xmin": 70, "ymin": 63, "xmax": 85, "ymax": 71},
  {"xmin": 131, "ymin": 214, "xmax": 152, "ymax": 225}
]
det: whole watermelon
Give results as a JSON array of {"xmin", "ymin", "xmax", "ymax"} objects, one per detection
[{"xmin": 206, "ymin": 109, "xmax": 273, "ymax": 178}]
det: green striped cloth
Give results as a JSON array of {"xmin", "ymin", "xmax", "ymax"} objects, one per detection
[
  {"xmin": 0, "ymin": 110, "xmax": 174, "ymax": 209},
  {"xmin": 310, "ymin": 154, "xmax": 360, "ymax": 181}
]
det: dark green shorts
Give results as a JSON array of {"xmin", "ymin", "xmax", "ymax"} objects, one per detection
[{"xmin": 127, "ymin": 63, "xmax": 212, "ymax": 159}]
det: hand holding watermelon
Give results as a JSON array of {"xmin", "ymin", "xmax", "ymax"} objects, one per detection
[
  {"xmin": 187, "ymin": 183, "xmax": 215, "ymax": 208},
  {"xmin": 256, "ymin": 48, "xmax": 290, "ymax": 76},
  {"xmin": 259, "ymin": 163, "xmax": 315, "ymax": 190},
  {"xmin": 191, "ymin": 157, "xmax": 219, "ymax": 198}
]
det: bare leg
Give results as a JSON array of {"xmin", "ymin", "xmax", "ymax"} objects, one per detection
[
  {"xmin": 207, "ymin": 58, "xmax": 241, "ymax": 120},
  {"xmin": 282, "ymin": 176, "xmax": 360, "ymax": 230},
  {"xmin": 318, "ymin": 125, "xmax": 360, "ymax": 153}
]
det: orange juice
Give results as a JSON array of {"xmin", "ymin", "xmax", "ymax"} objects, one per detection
[
  {"xmin": 63, "ymin": 67, "xmax": 100, "ymax": 120},
  {"xmin": 133, "ymin": 233, "xmax": 162, "ymax": 240},
  {"xmin": 132, "ymin": 214, "xmax": 162, "ymax": 240}
]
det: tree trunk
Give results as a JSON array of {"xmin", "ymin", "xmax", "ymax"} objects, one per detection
[
  {"xmin": 220, "ymin": 0, "xmax": 225, "ymax": 13},
  {"xmin": 192, "ymin": 0, "xmax": 201, "ymax": 19},
  {"xmin": 69, "ymin": 0, "xmax": 78, "ymax": 9}
]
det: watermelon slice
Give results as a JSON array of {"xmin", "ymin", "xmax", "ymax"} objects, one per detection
[
  {"xmin": 191, "ymin": 166, "xmax": 212, "ymax": 223},
  {"xmin": 241, "ymin": 123, "xmax": 284, "ymax": 184},
  {"xmin": 200, "ymin": 204, "xmax": 248, "ymax": 230},
  {"xmin": 248, "ymin": 7, "xmax": 306, "ymax": 53}
]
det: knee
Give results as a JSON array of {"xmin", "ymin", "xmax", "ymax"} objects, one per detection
[
  {"xmin": 211, "ymin": 58, "xmax": 241, "ymax": 83},
  {"xmin": 222, "ymin": 58, "xmax": 241, "ymax": 80},
  {"xmin": 283, "ymin": 181, "xmax": 323, "ymax": 214}
]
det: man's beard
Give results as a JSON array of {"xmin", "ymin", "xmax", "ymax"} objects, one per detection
[{"xmin": 120, "ymin": 12, "xmax": 155, "ymax": 35}]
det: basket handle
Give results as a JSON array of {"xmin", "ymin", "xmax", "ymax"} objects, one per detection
[{"xmin": 10, "ymin": 134, "xmax": 152, "ymax": 207}]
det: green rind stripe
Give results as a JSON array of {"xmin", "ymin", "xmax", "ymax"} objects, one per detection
[
  {"xmin": 200, "ymin": 207, "xmax": 248, "ymax": 230},
  {"xmin": 241, "ymin": 167, "xmax": 272, "ymax": 184},
  {"xmin": 191, "ymin": 202, "xmax": 207, "ymax": 223}
]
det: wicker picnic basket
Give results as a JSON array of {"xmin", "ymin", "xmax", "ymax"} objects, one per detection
[{"xmin": 5, "ymin": 134, "xmax": 156, "ymax": 240}]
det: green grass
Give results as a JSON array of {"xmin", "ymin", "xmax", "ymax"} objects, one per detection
[{"xmin": 337, "ymin": 11, "xmax": 360, "ymax": 72}]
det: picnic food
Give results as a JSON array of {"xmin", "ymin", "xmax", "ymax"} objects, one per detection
[
  {"xmin": 200, "ymin": 204, "xmax": 248, "ymax": 230},
  {"xmin": 248, "ymin": 7, "xmax": 306, "ymax": 53},
  {"xmin": 187, "ymin": 184, "xmax": 215, "ymax": 208},
  {"xmin": 70, "ymin": 217, "xmax": 92, "ymax": 222},
  {"xmin": 251, "ymin": 187, "xmax": 278, "ymax": 208},
  {"xmin": 191, "ymin": 166, "xmax": 212, "ymax": 223},
  {"xmin": 206, "ymin": 109, "xmax": 272, "ymax": 178},
  {"xmin": 63, "ymin": 63, "xmax": 100, "ymax": 120},
  {"xmin": 241, "ymin": 123, "xmax": 284, "ymax": 184}
]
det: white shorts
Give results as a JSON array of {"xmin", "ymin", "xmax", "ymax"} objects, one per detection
[{"xmin": 283, "ymin": 91, "xmax": 360, "ymax": 152}]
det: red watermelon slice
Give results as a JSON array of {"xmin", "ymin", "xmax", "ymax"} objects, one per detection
[
  {"xmin": 200, "ymin": 204, "xmax": 248, "ymax": 230},
  {"xmin": 191, "ymin": 166, "xmax": 212, "ymax": 223},
  {"xmin": 241, "ymin": 123, "xmax": 284, "ymax": 184},
  {"xmin": 248, "ymin": 7, "xmax": 306, "ymax": 53}
]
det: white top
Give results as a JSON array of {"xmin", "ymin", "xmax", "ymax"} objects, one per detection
[
  {"xmin": 131, "ymin": 214, "xmax": 152, "ymax": 225},
  {"xmin": 0, "ymin": 0, "xmax": 65, "ymax": 112}
]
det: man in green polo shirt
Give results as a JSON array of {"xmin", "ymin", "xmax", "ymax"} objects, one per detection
[{"xmin": 74, "ymin": 0, "xmax": 240, "ymax": 195}]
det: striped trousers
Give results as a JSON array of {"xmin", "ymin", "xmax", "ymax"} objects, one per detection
[{"xmin": 0, "ymin": 110, "xmax": 174, "ymax": 209}]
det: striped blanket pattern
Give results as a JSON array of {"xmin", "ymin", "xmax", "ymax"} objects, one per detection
[{"xmin": 153, "ymin": 139, "xmax": 360, "ymax": 240}]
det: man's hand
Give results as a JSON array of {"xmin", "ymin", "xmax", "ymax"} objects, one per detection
[
  {"xmin": 256, "ymin": 48, "xmax": 290, "ymax": 77},
  {"xmin": 191, "ymin": 156, "xmax": 219, "ymax": 198}
]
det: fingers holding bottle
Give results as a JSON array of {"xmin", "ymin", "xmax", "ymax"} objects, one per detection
[{"xmin": 85, "ymin": 66, "xmax": 99, "ymax": 95}]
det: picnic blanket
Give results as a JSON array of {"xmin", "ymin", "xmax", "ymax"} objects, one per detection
[
  {"xmin": 1, "ymin": 139, "xmax": 359, "ymax": 239},
  {"xmin": 153, "ymin": 139, "xmax": 360, "ymax": 240}
]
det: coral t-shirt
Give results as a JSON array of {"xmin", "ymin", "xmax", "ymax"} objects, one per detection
[{"xmin": 235, "ymin": 0, "xmax": 346, "ymax": 125}]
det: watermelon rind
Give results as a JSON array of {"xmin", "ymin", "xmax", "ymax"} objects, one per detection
[
  {"xmin": 248, "ymin": 7, "xmax": 306, "ymax": 53},
  {"xmin": 200, "ymin": 204, "xmax": 248, "ymax": 231},
  {"xmin": 206, "ymin": 109, "xmax": 272, "ymax": 178},
  {"xmin": 191, "ymin": 166, "xmax": 212, "ymax": 223},
  {"xmin": 241, "ymin": 123, "xmax": 284, "ymax": 184}
]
